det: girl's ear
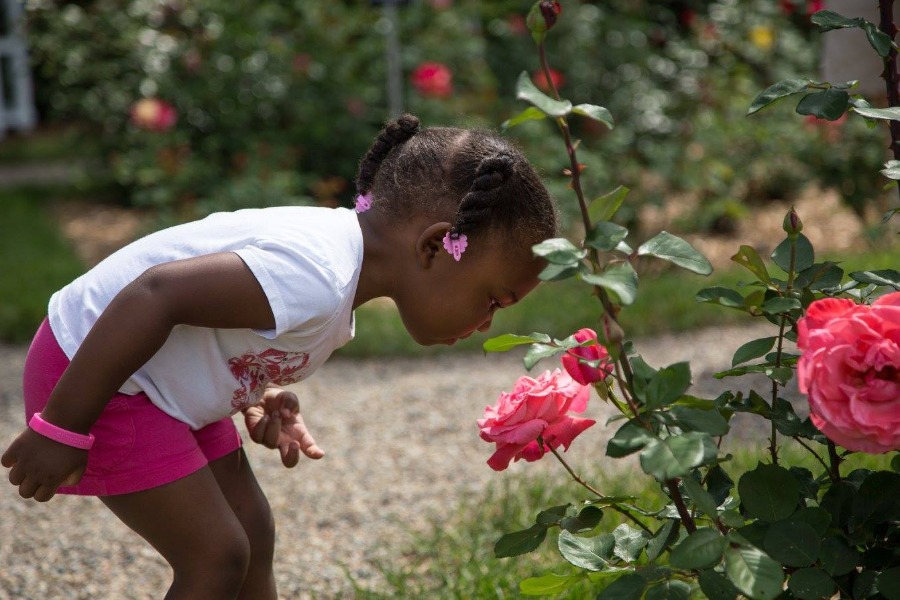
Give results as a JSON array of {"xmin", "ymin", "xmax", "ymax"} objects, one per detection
[{"xmin": 415, "ymin": 222, "xmax": 452, "ymax": 268}]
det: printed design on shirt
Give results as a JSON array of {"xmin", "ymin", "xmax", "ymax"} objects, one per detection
[{"xmin": 227, "ymin": 349, "xmax": 310, "ymax": 412}]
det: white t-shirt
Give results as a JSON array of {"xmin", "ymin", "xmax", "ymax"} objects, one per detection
[{"xmin": 48, "ymin": 206, "xmax": 363, "ymax": 429}]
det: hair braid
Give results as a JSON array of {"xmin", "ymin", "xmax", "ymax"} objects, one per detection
[
  {"xmin": 451, "ymin": 152, "xmax": 515, "ymax": 237},
  {"xmin": 356, "ymin": 114, "xmax": 420, "ymax": 196}
]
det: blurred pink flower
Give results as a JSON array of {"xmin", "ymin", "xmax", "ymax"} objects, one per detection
[
  {"xmin": 411, "ymin": 62, "xmax": 453, "ymax": 98},
  {"xmin": 430, "ymin": 0, "xmax": 453, "ymax": 9},
  {"xmin": 130, "ymin": 98, "xmax": 177, "ymax": 132},
  {"xmin": 797, "ymin": 293, "xmax": 900, "ymax": 453},
  {"xmin": 561, "ymin": 328, "xmax": 613, "ymax": 385},
  {"xmin": 478, "ymin": 369, "xmax": 594, "ymax": 471}
]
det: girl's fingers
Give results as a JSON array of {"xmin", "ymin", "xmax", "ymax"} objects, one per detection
[
  {"xmin": 249, "ymin": 414, "xmax": 269, "ymax": 444},
  {"xmin": 263, "ymin": 414, "xmax": 281, "ymax": 449},
  {"xmin": 280, "ymin": 441, "xmax": 300, "ymax": 468},
  {"xmin": 17, "ymin": 477, "xmax": 40, "ymax": 500},
  {"xmin": 33, "ymin": 485, "xmax": 56, "ymax": 503}
]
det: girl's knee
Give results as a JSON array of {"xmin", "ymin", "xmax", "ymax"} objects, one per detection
[{"xmin": 173, "ymin": 526, "xmax": 252, "ymax": 595}]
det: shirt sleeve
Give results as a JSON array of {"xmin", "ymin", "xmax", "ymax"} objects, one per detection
[{"xmin": 233, "ymin": 237, "xmax": 341, "ymax": 339}]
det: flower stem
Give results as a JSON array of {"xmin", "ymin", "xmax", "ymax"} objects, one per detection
[
  {"xmin": 878, "ymin": 0, "xmax": 900, "ymax": 207},
  {"xmin": 665, "ymin": 479, "xmax": 697, "ymax": 534},
  {"xmin": 769, "ymin": 235, "xmax": 797, "ymax": 465},
  {"xmin": 827, "ymin": 440, "xmax": 843, "ymax": 483},
  {"xmin": 791, "ymin": 436, "xmax": 830, "ymax": 474},
  {"xmin": 544, "ymin": 439, "xmax": 652, "ymax": 534}
]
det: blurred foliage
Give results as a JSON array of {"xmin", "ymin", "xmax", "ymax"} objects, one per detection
[{"xmin": 21, "ymin": 0, "xmax": 888, "ymax": 228}]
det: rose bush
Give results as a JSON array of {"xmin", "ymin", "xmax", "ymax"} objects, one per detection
[
  {"xmin": 478, "ymin": 3, "xmax": 900, "ymax": 598},
  {"xmin": 798, "ymin": 293, "xmax": 900, "ymax": 454},
  {"xmin": 478, "ymin": 368, "xmax": 593, "ymax": 471}
]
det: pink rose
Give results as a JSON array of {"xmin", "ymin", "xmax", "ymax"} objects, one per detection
[
  {"xmin": 478, "ymin": 369, "xmax": 594, "ymax": 471},
  {"xmin": 410, "ymin": 62, "xmax": 453, "ymax": 98},
  {"xmin": 533, "ymin": 68, "xmax": 564, "ymax": 93},
  {"xmin": 561, "ymin": 328, "xmax": 613, "ymax": 385},
  {"xmin": 797, "ymin": 292, "xmax": 900, "ymax": 453},
  {"xmin": 130, "ymin": 98, "xmax": 177, "ymax": 132}
]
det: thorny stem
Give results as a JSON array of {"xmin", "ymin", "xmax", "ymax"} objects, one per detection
[
  {"xmin": 769, "ymin": 235, "xmax": 797, "ymax": 465},
  {"xmin": 536, "ymin": 40, "xmax": 636, "ymax": 394},
  {"xmin": 543, "ymin": 438, "xmax": 652, "ymax": 534},
  {"xmin": 878, "ymin": 0, "xmax": 900, "ymax": 207},
  {"xmin": 827, "ymin": 440, "xmax": 843, "ymax": 483},
  {"xmin": 665, "ymin": 479, "xmax": 697, "ymax": 534}
]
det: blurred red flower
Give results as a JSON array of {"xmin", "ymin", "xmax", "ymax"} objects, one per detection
[
  {"xmin": 130, "ymin": 98, "xmax": 177, "ymax": 132},
  {"xmin": 411, "ymin": 62, "xmax": 453, "ymax": 98},
  {"xmin": 533, "ymin": 68, "xmax": 564, "ymax": 93}
]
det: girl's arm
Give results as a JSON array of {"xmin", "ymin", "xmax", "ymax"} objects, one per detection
[{"xmin": 2, "ymin": 252, "xmax": 276, "ymax": 500}]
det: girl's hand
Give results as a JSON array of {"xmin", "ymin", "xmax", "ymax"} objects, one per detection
[
  {"xmin": 1, "ymin": 429, "xmax": 87, "ymax": 502},
  {"xmin": 242, "ymin": 386, "xmax": 324, "ymax": 467}
]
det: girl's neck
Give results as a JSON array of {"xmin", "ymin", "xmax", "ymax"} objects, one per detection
[{"xmin": 353, "ymin": 212, "xmax": 405, "ymax": 309}]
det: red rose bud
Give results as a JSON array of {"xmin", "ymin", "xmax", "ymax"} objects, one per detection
[
  {"xmin": 540, "ymin": 1, "xmax": 562, "ymax": 30},
  {"xmin": 783, "ymin": 207, "xmax": 803, "ymax": 236},
  {"xmin": 533, "ymin": 68, "xmax": 564, "ymax": 92},
  {"xmin": 561, "ymin": 328, "xmax": 614, "ymax": 385}
]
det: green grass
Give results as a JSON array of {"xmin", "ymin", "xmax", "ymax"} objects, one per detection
[
  {"xmin": 0, "ymin": 189, "xmax": 85, "ymax": 343},
  {"xmin": 341, "ymin": 244, "xmax": 900, "ymax": 358},
  {"xmin": 350, "ymin": 445, "xmax": 895, "ymax": 599},
  {"xmin": 0, "ymin": 124, "xmax": 101, "ymax": 164}
]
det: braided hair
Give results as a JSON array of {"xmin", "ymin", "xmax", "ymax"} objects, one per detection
[{"xmin": 355, "ymin": 114, "xmax": 557, "ymax": 250}]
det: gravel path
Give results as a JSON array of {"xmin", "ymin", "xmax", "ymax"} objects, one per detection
[{"xmin": 0, "ymin": 323, "xmax": 795, "ymax": 599}]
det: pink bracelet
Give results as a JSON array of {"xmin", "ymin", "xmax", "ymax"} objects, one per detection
[{"xmin": 28, "ymin": 413, "xmax": 95, "ymax": 450}]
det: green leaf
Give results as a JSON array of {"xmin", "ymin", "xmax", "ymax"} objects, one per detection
[
  {"xmin": 536, "ymin": 504, "xmax": 572, "ymax": 526},
  {"xmin": 698, "ymin": 570, "xmax": 740, "ymax": 600},
  {"xmin": 670, "ymin": 406, "xmax": 730, "ymax": 436},
  {"xmin": 582, "ymin": 263, "xmax": 639, "ymax": 305},
  {"xmin": 772, "ymin": 233, "xmax": 814, "ymax": 273},
  {"xmin": 794, "ymin": 262, "xmax": 843, "ymax": 291},
  {"xmin": 748, "ymin": 78, "xmax": 810, "ymax": 115},
  {"xmin": 853, "ymin": 105, "xmax": 900, "ymax": 121},
  {"xmin": 796, "ymin": 90, "xmax": 849, "ymax": 121},
  {"xmin": 724, "ymin": 546, "xmax": 784, "ymax": 600},
  {"xmin": 670, "ymin": 527, "xmax": 728, "ymax": 569},
  {"xmin": 532, "ymin": 237, "xmax": 587, "ymax": 265},
  {"xmin": 819, "ymin": 536, "xmax": 858, "ymax": 576},
  {"xmin": 539, "ymin": 261, "xmax": 586, "ymax": 282},
  {"xmin": 523, "ymin": 343, "xmax": 565, "ymax": 370},
  {"xmin": 586, "ymin": 221, "xmax": 629, "ymax": 252},
  {"xmin": 597, "ymin": 573, "xmax": 647, "ymax": 600},
  {"xmin": 763, "ymin": 521, "xmax": 821, "ymax": 567},
  {"xmin": 515, "ymin": 71, "xmax": 573, "ymax": 117},
  {"xmin": 760, "ymin": 296, "xmax": 802, "ymax": 315},
  {"xmin": 812, "ymin": 9, "xmax": 862, "ymax": 30},
  {"xmin": 738, "ymin": 463, "xmax": 800, "ymax": 522},
  {"xmin": 639, "ymin": 432, "xmax": 718, "ymax": 481},
  {"xmin": 607, "ymin": 420, "xmax": 653, "ymax": 458},
  {"xmin": 849, "ymin": 268, "xmax": 900, "ymax": 290},
  {"xmin": 788, "ymin": 568, "xmax": 836, "ymax": 600},
  {"xmin": 482, "ymin": 333, "xmax": 551, "ymax": 353},
  {"xmin": 612, "ymin": 523, "xmax": 649, "ymax": 562},
  {"xmin": 732, "ymin": 337, "xmax": 777, "ymax": 367},
  {"xmin": 862, "ymin": 21, "xmax": 893, "ymax": 56},
  {"xmin": 646, "ymin": 520, "xmax": 679, "ymax": 561},
  {"xmin": 696, "ymin": 286, "xmax": 746, "ymax": 309},
  {"xmin": 731, "ymin": 245, "xmax": 772, "ymax": 284},
  {"xmin": 494, "ymin": 524, "xmax": 547, "ymax": 558},
  {"xmin": 644, "ymin": 362, "xmax": 692, "ymax": 409},
  {"xmin": 572, "ymin": 103, "xmax": 614, "ymax": 128},
  {"xmin": 882, "ymin": 160, "xmax": 900, "ymax": 180},
  {"xmin": 682, "ymin": 476, "xmax": 722, "ymax": 517},
  {"xmin": 589, "ymin": 186, "xmax": 630, "ymax": 223},
  {"xmin": 892, "ymin": 453, "xmax": 900, "ymax": 472},
  {"xmin": 644, "ymin": 580, "xmax": 691, "ymax": 600},
  {"xmin": 637, "ymin": 231, "xmax": 713, "ymax": 275},
  {"xmin": 560, "ymin": 505, "xmax": 604, "ymax": 533},
  {"xmin": 878, "ymin": 566, "xmax": 900, "ymax": 600},
  {"xmin": 519, "ymin": 573, "xmax": 581, "ymax": 596},
  {"xmin": 501, "ymin": 106, "xmax": 547, "ymax": 130},
  {"xmin": 558, "ymin": 530, "xmax": 614, "ymax": 571}
]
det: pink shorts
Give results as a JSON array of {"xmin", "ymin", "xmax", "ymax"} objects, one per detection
[{"xmin": 22, "ymin": 319, "xmax": 242, "ymax": 496}]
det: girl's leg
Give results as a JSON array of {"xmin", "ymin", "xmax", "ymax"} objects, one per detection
[
  {"xmin": 100, "ymin": 466, "xmax": 252, "ymax": 600},
  {"xmin": 207, "ymin": 448, "xmax": 277, "ymax": 600}
]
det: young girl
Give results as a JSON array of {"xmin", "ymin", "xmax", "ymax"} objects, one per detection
[{"xmin": 1, "ymin": 114, "xmax": 557, "ymax": 599}]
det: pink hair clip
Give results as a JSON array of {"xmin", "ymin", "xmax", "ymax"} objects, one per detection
[
  {"xmin": 442, "ymin": 231, "xmax": 468, "ymax": 261},
  {"xmin": 355, "ymin": 192, "xmax": 372, "ymax": 213}
]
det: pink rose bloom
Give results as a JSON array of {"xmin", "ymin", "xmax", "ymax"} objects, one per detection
[
  {"xmin": 797, "ymin": 292, "xmax": 900, "ymax": 453},
  {"xmin": 561, "ymin": 328, "xmax": 613, "ymax": 385},
  {"xmin": 478, "ymin": 369, "xmax": 594, "ymax": 471},
  {"xmin": 130, "ymin": 98, "xmax": 177, "ymax": 132},
  {"xmin": 410, "ymin": 62, "xmax": 453, "ymax": 98}
]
